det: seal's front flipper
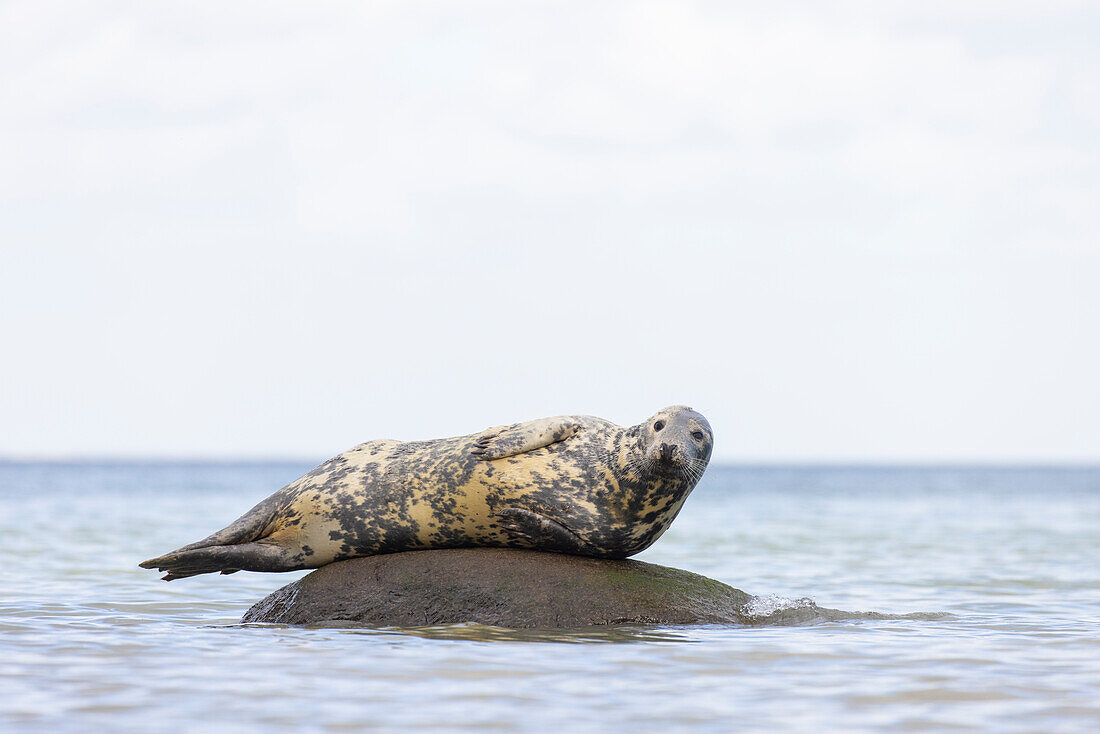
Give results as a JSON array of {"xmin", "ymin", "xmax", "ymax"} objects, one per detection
[
  {"xmin": 493, "ymin": 507, "xmax": 591, "ymax": 554},
  {"xmin": 472, "ymin": 416, "xmax": 586, "ymax": 460}
]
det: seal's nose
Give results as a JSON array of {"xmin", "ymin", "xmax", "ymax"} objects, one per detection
[{"xmin": 659, "ymin": 443, "xmax": 678, "ymax": 461}]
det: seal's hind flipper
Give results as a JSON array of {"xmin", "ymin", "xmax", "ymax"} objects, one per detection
[
  {"xmin": 492, "ymin": 507, "xmax": 591, "ymax": 555},
  {"xmin": 472, "ymin": 417, "xmax": 586, "ymax": 460},
  {"xmin": 139, "ymin": 495, "xmax": 286, "ymax": 580},
  {"xmin": 139, "ymin": 542, "xmax": 295, "ymax": 581},
  {"xmin": 164, "ymin": 494, "xmax": 285, "ymax": 555}
]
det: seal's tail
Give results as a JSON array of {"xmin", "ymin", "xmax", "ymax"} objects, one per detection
[{"xmin": 139, "ymin": 542, "xmax": 291, "ymax": 581}]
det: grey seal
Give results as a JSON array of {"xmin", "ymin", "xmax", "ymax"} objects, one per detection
[{"xmin": 140, "ymin": 405, "xmax": 713, "ymax": 580}]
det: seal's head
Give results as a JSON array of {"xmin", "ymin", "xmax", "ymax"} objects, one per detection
[{"xmin": 637, "ymin": 405, "xmax": 713, "ymax": 480}]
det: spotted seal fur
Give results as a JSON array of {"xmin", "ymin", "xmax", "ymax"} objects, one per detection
[{"xmin": 139, "ymin": 405, "xmax": 713, "ymax": 580}]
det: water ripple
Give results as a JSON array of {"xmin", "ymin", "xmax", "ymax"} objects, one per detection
[{"xmin": 2, "ymin": 463, "xmax": 1099, "ymax": 733}]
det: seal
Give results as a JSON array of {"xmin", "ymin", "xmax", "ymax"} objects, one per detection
[{"xmin": 139, "ymin": 405, "xmax": 714, "ymax": 580}]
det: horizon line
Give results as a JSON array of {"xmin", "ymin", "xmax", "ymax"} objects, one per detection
[{"xmin": 1, "ymin": 455, "xmax": 1098, "ymax": 469}]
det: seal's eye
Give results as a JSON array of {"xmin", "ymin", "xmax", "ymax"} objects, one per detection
[
  {"xmin": 653, "ymin": 421, "xmax": 665, "ymax": 432},
  {"xmin": 692, "ymin": 431, "xmax": 705, "ymax": 441}
]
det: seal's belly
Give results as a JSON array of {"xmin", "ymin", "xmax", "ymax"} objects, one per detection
[{"xmin": 441, "ymin": 448, "xmax": 621, "ymax": 547}]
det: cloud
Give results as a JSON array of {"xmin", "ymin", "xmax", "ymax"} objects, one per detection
[{"xmin": 1, "ymin": 1, "xmax": 1098, "ymax": 459}]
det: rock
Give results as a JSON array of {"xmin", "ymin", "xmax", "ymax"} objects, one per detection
[{"xmin": 241, "ymin": 548, "xmax": 753, "ymax": 628}]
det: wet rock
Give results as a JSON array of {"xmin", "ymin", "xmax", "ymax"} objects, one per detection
[{"xmin": 241, "ymin": 548, "xmax": 753, "ymax": 628}]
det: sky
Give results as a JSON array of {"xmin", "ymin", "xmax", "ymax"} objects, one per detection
[{"xmin": 2, "ymin": 1, "xmax": 1098, "ymax": 462}]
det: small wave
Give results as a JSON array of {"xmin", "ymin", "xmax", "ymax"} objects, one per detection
[
  {"xmin": 741, "ymin": 594, "xmax": 817, "ymax": 617},
  {"xmin": 739, "ymin": 595, "xmax": 953, "ymax": 626}
]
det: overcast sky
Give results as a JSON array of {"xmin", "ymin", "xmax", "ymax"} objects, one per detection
[{"xmin": 2, "ymin": 1, "xmax": 1098, "ymax": 462}]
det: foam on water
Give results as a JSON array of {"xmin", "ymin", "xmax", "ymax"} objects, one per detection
[{"xmin": 741, "ymin": 593, "xmax": 817, "ymax": 618}]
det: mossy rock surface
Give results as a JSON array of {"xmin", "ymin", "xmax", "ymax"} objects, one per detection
[{"xmin": 241, "ymin": 548, "xmax": 753, "ymax": 628}]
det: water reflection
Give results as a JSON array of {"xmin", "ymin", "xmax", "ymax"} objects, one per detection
[{"xmin": 237, "ymin": 621, "xmax": 695, "ymax": 644}]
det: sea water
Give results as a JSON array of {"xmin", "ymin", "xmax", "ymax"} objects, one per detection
[{"xmin": 1, "ymin": 462, "xmax": 1098, "ymax": 732}]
